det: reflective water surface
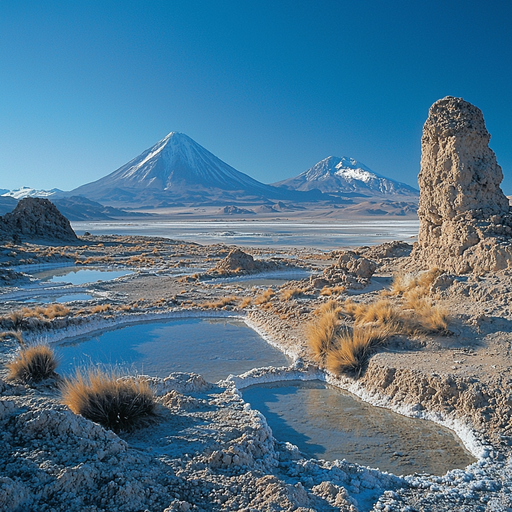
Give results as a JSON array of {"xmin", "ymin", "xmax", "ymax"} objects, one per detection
[
  {"xmin": 32, "ymin": 267, "xmax": 133, "ymax": 285},
  {"xmin": 55, "ymin": 317, "xmax": 292, "ymax": 382},
  {"xmin": 242, "ymin": 380, "xmax": 476, "ymax": 475}
]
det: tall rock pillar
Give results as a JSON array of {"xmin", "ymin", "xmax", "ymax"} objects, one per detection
[{"xmin": 412, "ymin": 96, "xmax": 512, "ymax": 273}]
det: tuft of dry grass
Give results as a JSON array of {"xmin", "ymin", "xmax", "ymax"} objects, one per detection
[
  {"xmin": 91, "ymin": 304, "xmax": 112, "ymax": 314},
  {"xmin": 61, "ymin": 369, "xmax": 158, "ymax": 432},
  {"xmin": 0, "ymin": 330, "xmax": 25, "ymax": 346},
  {"xmin": 306, "ymin": 309, "xmax": 340, "ymax": 363},
  {"xmin": 313, "ymin": 299, "xmax": 342, "ymax": 317},
  {"xmin": 280, "ymin": 288, "xmax": 304, "ymax": 300},
  {"xmin": 202, "ymin": 296, "xmax": 237, "ymax": 309},
  {"xmin": 343, "ymin": 298, "xmax": 400, "ymax": 327},
  {"xmin": 19, "ymin": 304, "xmax": 71, "ymax": 320},
  {"xmin": 7, "ymin": 344, "xmax": 59, "ymax": 383},
  {"xmin": 325, "ymin": 325, "xmax": 388, "ymax": 376},
  {"xmin": 254, "ymin": 288, "xmax": 274, "ymax": 305},
  {"xmin": 239, "ymin": 297, "xmax": 252, "ymax": 308}
]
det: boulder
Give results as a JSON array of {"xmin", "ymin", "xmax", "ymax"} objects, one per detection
[
  {"xmin": 320, "ymin": 250, "xmax": 377, "ymax": 289},
  {"xmin": 0, "ymin": 197, "xmax": 77, "ymax": 242},
  {"xmin": 411, "ymin": 96, "xmax": 512, "ymax": 273}
]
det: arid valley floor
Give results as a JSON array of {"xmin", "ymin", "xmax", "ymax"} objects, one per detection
[{"xmin": 1, "ymin": 230, "xmax": 512, "ymax": 511}]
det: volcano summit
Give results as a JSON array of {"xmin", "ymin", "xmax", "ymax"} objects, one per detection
[{"xmin": 70, "ymin": 132, "xmax": 314, "ymax": 207}]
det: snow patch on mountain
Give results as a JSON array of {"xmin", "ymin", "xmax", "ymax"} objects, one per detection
[
  {"xmin": 2, "ymin": 187, "xmax": 62, "ymax": 200},
  {"xmin": 273, "ymin": 156, "xmax": 419, "ymax": 197}
]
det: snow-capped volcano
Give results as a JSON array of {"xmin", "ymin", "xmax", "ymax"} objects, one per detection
[
  {"xmin": 71, "ymin": 132, "xmax": 308, "ymax": 205},
  {"xmin": 273, "ymin": 156, "xmax": 418, "ymax": 197}
]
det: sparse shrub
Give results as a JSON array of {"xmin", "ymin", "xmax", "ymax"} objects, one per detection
[
  {"xmin": 7, "ymin": 344, "xmax": 59, "ymax": 383},
  {"xmin": 254, "ymin": 288, "xmax": 274, "ymax": 305},
  {"xmin": 202, "ymin": 296, "xmax": 237, "ymax": 309},
  {"xmin": 306, "ymin": 309, "xmax": 340, "ymax": 362},
  {"xmin": 325, "ymin": 325, "xmax": 388, "ymax": 376},
  {"xmin": 0, "ymin": 330, "xmax": 25, "ymax": 346},
  {"xmin": 281, "ymin": 288, "xmax": 304, "ymax": 300},
  {"xmin": 61, "ymin": 369, "xmax": 158, "ymax": 432},
  {"xmin": 8, "ymin": 310, "xmax": 24, "ymax": 329},
  {"xmin": 239, "ymin": 297, "xmax": 252, "ymax": 308},
  {"xmin": 91, "ymin": 304, "xmax": 111, "ymax": 314}
]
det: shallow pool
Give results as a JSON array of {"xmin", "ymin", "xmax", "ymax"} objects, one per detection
[
  {"xmin": 32, "ymin": 267, "xmax": 133, "ymax": 285},
  {"xmin": 55, "ymin": 317, "xmax": 291, "ymax": 382},
  {"xmin": 23, "ymin": 293, "xmax": 94, "ymax": 303},
  {"xmin": 242, "ymin": 380, "xmax": 476, "ymax": 475}
]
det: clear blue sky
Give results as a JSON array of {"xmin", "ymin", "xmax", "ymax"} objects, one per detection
[{"xmin": 1, "ymin": 1, "xmax": 511, "ymax": 192}]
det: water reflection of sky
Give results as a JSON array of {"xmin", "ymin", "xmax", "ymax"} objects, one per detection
[
  {"xmin": 242, "ymin": 380, "xmax": 475, "ymax": 475},
  {"xmin": 71, "ymin": 220, "xmax": 419, "ymax": 249},
  {"xmin": 55, "ymin": 318, "xmax": 291, "ymax": 382},
  {"xmin": 32, "ymin": 267, "xmax": 133, "ymax": 285}
]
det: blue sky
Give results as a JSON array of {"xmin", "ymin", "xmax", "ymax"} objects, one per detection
[{"xmin": 1, "ymin": 1, "xmax": 511, "ymax": 193}]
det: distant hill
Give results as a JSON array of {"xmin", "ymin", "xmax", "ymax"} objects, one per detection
[
  {"xmin": 0, "ymin": 196, "xmax": 17, "ymax": 216},
  {"xmin": 52, "ymin": 196, "xmax": 151, "ymax": 221},
  {"xmin": 273, "ymin": 156, "xmax": 419, "ymax": 197},
  {"xmin": 70, "ymin": 132, "xmax": 321, "ymax": 206}
]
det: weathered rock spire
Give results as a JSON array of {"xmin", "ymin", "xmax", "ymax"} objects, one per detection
[{"xmin": 412, "ymin": 96, "xmax": 512, "ymax": 273}]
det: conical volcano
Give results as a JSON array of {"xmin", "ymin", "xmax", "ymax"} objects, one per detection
[{"xmin": 71, "ymin": 132, "xmax": 308, "ymax": 206}]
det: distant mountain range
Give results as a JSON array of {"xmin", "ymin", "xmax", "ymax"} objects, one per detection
[
  {"xmin": 2, "ymin": 186, "xmax": 63, "ymax": 200},
  {"xmin": 69, "ymin": 132, "xmax": 322, "ymax": 206},
  {"xmin": 273, "ymin": 156, "xmax": 418, "ymax": 197},
  {"xmin": 2, "ymin": 132, "xmax": 419, "ymax": 216}
]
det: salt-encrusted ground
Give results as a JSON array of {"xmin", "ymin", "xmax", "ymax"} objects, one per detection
[{"xmin": 1, "ymin": 235, "xmax": 512, "ymax": 511}]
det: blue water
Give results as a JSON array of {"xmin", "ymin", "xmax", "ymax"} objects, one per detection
[
  {"xmin": 23, "ymin": 293, "xmax": 94, "ymax": 303},
  {"xmin": 32, "ymin": 267, "xmax": 133, "ymax": 285},
  {"xmin": 242, "ymin": 380, "xmax": 475, "ymax": 475},
  {"xmin": 55, "ymin": 317, "xmax": 291, "ymax": 382}
]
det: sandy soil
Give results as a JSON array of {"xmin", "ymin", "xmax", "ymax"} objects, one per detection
[{"xmin": 1, "ymin": 234, "xmax": 511, "ymax": 511}]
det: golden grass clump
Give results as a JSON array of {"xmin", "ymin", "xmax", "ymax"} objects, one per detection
[
  {"xmin": 313, "ymin": 299, "xmax": 342, "ymax": 317},
  {"xmin": 0, "ymin": 330, "xmax": 25, "ymax": 346},
  {"xmin": 325, "ymin": 325, "xmax": 388, "ymax": 376},
  {"xmin": 239, "ymin": 297, "xmax": 252, "ymax": 308},
  {"xmin": 389, "ymin": 268, "xmax": 442, "ymax": 298},
  {"xmin": 280, "ymin": 288, "xmax": 304, "ymax": 300},
  {"xmin": 7, "ymin": 344, "xmax": 59, "ymax": 383},
  {"xmin": 306, "ymin": 309, "xmax": 340, "ymax": 363},
  {"xmin": 61, "ymin": 369, "xmax": 158, "ymax": 433},
  {"xmin": 91, "ymin": 304, "xmax": 112, "ymax": 314},
  {"xmin": 343, "ymin": 298, "xmax": 400, "ymax": 327},
  {"xmin": 202, "ymin": 296, "xmax": 237, "ymax": 309},
  {"xmin": 19, "ymin": 304, "xmax": 71, "ymax": 320},
  {"xmin": 254, "ymin": 288, "xmax": 274, "ymax": 305}
]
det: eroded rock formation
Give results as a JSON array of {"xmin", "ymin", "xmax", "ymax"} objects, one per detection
[
  {"xmin": 412, "ymin": 96, "xmax": 512, "ymax": 273},
  {"xmin": 313, "ymin": 250, "xmax": 377, "ymax": 289},
  {"xmin": 0, "ymin": 197, "xmax": 77, "ymax": 242}
]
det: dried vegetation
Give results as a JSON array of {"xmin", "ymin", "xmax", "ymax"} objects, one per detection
[
  {"xmin": 7, "ymin": 344, "xmax": 59, "ymax": 383},
  {"xmin": 61, "ymin": 369, "xmax": 158, "ymax": 432},
  {"xmin": 306, "ymin": 269, "xmax": 449, "ymax": 377}
]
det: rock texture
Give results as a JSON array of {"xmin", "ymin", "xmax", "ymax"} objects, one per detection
[
  {"xmin": 0, "ymin": 198, "xmax": 77, "ymax": 242},
  {"xmin": 205, "ymin": 248, "xmax": 291, "ymax": 278},
  {"xmin": 412, "ymin": 96, "xmax": 512, "ymax": 273},
  {"xmin": 315, "ymin": 250, "xmax": 377, "ymax": 289}
]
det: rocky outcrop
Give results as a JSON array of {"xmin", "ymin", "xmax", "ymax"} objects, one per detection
[
  {"xmin": 205, "ymin": 248, "xmax": 290, "ymax": 278},
  {"xmin": 315, "ymin": 250, "xmax": 377, "ymax": 289},
  {"xmin": 0, "ymin": 198, "xmax": 77, "ymax": 242},
  {"xmin": 411, "ymin": 96, "xmax": 512, "ymax": 273}
]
